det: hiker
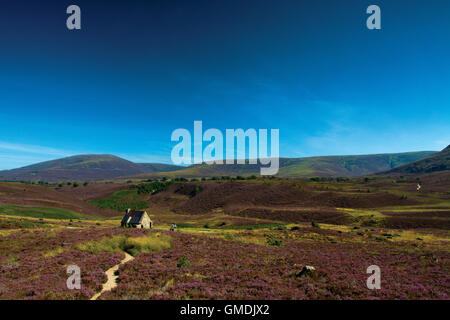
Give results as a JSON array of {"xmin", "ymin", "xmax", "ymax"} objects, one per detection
[{"xmin": 170, "ymin": 223, "xmax": 177, "ymax": 231}]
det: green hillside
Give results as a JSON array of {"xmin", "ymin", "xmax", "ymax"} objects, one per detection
[
  {"xmin": 135, "ymin": 151, "xmax": 436, "ymax": 179},
  {"xmin": 381, "ymin": 145, "xmax": 449, "ymax": 174},
  {"xmin": 0, "ymin": 155, "xmax": 183, "ymax": 182}
]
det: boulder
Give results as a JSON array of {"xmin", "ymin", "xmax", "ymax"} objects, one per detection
[{"xmin": 296, "ymin": 265, "xmax": 316, "ymax": 278}]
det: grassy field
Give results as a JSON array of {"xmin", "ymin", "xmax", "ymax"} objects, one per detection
[
  {"xmin": 76, "ymin": 233, "xmax": 173, "ymax": 256},
  {"xmin": 0, "ymin": 175, "xmax": 448, "ymax": 300},
  {"xmin": 0, "ymin": 204, "xmax": 86, "ymax": 220},
  {"xmin": 0, "ymin": 203, "xmax": 448, "ymax": 300}
]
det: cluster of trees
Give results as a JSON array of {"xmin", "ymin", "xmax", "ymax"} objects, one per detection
[
  {"xmin": 56, "ymin": 181, "xmax": 89, "ymax": 188},
  {"xmin": 10, "ymin": 180, "xmax": 91, "ymax": 187},
  {"xmin": 135, "ymin": 181, "xmax": 172, "ymax": 195}
]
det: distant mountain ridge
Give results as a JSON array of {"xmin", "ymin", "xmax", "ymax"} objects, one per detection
[
  {"xmin": 380, "ymin": 145, "xmax": 450, "ymax": 175},
  {"xmin": 0, "ymin": 154, "xmax": 182, "ymax": 182},
  {"xmin": 139, "ymin": 163, "xmax": 184, "ymax": 172},
  {"xmin": 0, "ymin": 150, "xmax": 439, "ymax": 182},
  {"xmin": 140, "ymin": 151, "xmax": 436, "ymax": 179}
]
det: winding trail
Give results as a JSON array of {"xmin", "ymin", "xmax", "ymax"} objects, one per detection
[{"xmin": 90, "ymin": 252, "xmax": 134, "ymax": 300}]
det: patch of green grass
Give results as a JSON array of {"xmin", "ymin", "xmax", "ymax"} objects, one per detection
[
  {"xmin": 0, "ymin": 205, "xmax": 86, "ymax": 220},
  {"xmin": 76, "ymin": 233, "xmax": 173, "ymax": 256},
  {"xmin": 174, "ymin": 222, "xmax": 195, "ymax": 229},
  {"xmin": 220, "ymin": 223, "xmax": 286, "ymax": 230},
  {"xmin": 0, "ymin": 218, "xmax": 50, "ymax": 229},
  {"xmin": 108, "ymin": 216, "xmax": 126, "ymax": 220},
  {"xmin": 90, "ymin": 189, "xmax": 148, "ymax": 212},
  {"xmin": 224, "ymin": 233, "xmax": 235, "ymax": 240},
  {"xmin": 2, "ymin": 255, "xmax": 19, "ymax": 267},
  {"xmin": 108, "ymin": 190, "xmax": 139, "ymax": 201},
  {"xmin": 177, "ymin": 254, "xmax": 191, "ymax": 268},
  {"xmin": 265, "ymin": 232, "xmax": 284, "ymax": 246}
]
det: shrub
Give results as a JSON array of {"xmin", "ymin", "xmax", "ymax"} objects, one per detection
[
  {"xmin": 177, "ymin": 254, "xmax": 191, "ymax": 268},
  {"xmin": 311, "ymin": 220, "xmax": 320, "ymax": 228},
  {"xmin": 136, "ymin": 181, "xmax": 171, "ymax": 195},
  {"xmin": 265, "ymin": 233, "xmax": 283, "ymax": 247},
  {"xmin": 224, "ymin": 233, "xmax": 234, "ymax": 240}
]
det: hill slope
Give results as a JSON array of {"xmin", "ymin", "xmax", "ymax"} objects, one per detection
[
  {"xmin": 138, "ymin": 163, "xmax": 185, "ymax": 172},
  {"xmin": 380, "ymin": 145, "xmax": 450, "ymax": 175},
  {"xmin": 0, "ymin": 182, "xmax": 118, "ymax": 218},
  {"xmin": 0, "ymin": 155, "xmax": 181, "ymax": 182},
  {"xmin": 135, "ymin": 151, "xmax": 436, "ymax": 178},
  {"xmin": 0, "ymin": 150, "xmax": 438, "ymax": 182}
]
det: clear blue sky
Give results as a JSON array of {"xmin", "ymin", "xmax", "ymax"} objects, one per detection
[{"xmin": 0, "ymin": 0, "xmax": 449, "ymax": 169}]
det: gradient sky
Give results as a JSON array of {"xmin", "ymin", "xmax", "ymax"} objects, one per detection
[{"xmin": 0, "ymin": 0, "xmax": 449, "ymax": 169}]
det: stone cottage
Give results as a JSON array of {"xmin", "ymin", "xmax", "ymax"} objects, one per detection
[{"xmin": 121, "ymin": 209, "xmax": 153, "ymax": 229}]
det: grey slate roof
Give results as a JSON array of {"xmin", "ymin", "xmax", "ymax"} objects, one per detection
[{"xmin": 121, "ymin": 210, "xmax": 145, "ymax": 225}]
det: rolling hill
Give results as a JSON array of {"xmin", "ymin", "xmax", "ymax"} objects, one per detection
[
  {"xmin": 380, "ymin": 145, "xmax": 450, "ymax": 175},
  {"xmin": 133, "ymin": 151, "xmax": 436, "ymax": 179},
  {"xmin": 0, "ymin": 181, "xmax": 118, "ymax": 218},
  {"xmin": 0, "ymin": 154, "xmax": 182, "ymax": 182},
  {"xmin": 0, "ymin": 150, "xmax": 438, "ymax": 182},
  {"xmin": 139, "ymin": 163, "xmax": 185, "ymax": 172}
]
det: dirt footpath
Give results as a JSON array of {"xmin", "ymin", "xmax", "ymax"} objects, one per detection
[{"xmin": 91, "ymin": 252, "xmax": 134, "ymax": 300}]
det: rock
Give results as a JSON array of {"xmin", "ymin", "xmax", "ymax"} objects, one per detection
[{"xmin": 296, "ymin": 265, "xmax": 316, "ymax": 278}]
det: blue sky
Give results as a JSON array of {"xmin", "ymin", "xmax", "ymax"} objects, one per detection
[{"xmin": 0, "ymin": 0, "xmax": 449, "ymax": 169}]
